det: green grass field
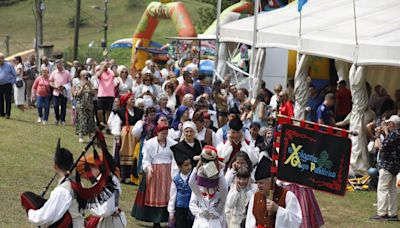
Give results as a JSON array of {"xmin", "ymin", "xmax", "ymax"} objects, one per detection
[
  {"xmin": 0, "ymin": 0, "xmax": 212, "ymax": 66},
  {"xmin": 0, "ymin": 107, "xmax": 399, "ymax": 227}
]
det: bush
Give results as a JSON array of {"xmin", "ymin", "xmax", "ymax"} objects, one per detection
[{"xmin": 67, "ymin": 16, "xmax": 88, "ymax": 28}]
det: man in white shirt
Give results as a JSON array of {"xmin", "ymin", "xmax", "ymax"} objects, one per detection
[
  {"xmin": 246, "ymin": 156, "xmax": 302, "ymax": 228},
  {"xmin": 27, "ymin": 140, "xmax": 84, "ymax": 227}
]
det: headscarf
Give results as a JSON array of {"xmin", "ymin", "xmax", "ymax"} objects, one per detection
[
  {"xmin": 172, "ymin": 105, "xmax": 189, "ymax": 130},
  {"xmin": 119, "ymin": 92, "xmax": 134, "ymax": 107},
  {"xmin": 119, "ymin": 92, "xmax": 134, "ymax": 132},
  {"xmin": 154, "ymin": 123, "xmax": 169, "ymax": 135},
  {"xmin": 155, "ymin": 112, "xmax": 168, "ymax": 124},
  {"xmin": 180, "ymin": 121, "xmax": 198, "ymax": 142}
]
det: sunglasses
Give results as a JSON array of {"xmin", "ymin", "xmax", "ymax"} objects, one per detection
[{"xmin": 121, "ymin": 71, "xmax": 128, "ymax": 74}]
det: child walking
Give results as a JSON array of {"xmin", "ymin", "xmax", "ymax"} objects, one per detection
[
  {"xmin": 167, "ymin": 152, "xmax": 194, "ymax": 228},
  {"xmin": 225, "ymin": 167, "xmax": 257, "ymax": 228},
  {"xmin": 189, "ymin": 145, "xmax": 228, "ymax": 228}
]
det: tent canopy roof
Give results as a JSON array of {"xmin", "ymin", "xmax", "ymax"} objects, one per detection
[{"xmin": 219, "ymin": 0, "xmax": 400, "ymax": 67}]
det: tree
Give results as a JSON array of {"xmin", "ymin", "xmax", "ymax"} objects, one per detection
[{"xmin": 195, "ymin": 0, "xmax": 239, "ymax": 33}]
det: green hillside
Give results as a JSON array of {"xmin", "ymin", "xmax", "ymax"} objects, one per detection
[{"xmin": 0, "ymin": 0, "xmax": 213, "ymax": 65}]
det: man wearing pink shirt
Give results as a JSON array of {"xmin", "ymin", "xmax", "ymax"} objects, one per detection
[
  {"xmin": 49, "ymin": 59, "xmax": 72, "ymax": 126},
  {"xmin": 96, "ymin": 61, "xmax": 115, "ymax": 129}
]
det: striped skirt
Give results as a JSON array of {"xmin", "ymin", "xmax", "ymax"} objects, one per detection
[
  {"xmin": 144, "ymin": 163, "xmax": 172, "ymax": 207},
  {"xmin": 283, "ymin": 184, "xmax": 324, "ymax": 228},
  {"xmin": 131, "ymin": 167, "xmax": 170, "ymax": 223}
]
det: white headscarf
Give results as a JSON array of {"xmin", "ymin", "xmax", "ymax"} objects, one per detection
[{"xmin": 180, "ymin": 121, "xmax": 198, "ymax": 142}]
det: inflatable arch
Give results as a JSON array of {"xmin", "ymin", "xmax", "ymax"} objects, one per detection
[
  {"xmin": 130, "ymin": 0, "xmax": 197, "ymax": 74},
  {"xmin": 203, "ymin": 0, "xmax": 253, "ymax": 35}
]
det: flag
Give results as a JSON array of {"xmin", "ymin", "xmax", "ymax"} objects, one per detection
[{"xmin": 298, "ymin": 0, "xmax": 308, "ymax": 12}]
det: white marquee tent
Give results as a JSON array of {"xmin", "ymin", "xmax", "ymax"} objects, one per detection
[
  {"xmin": 218, "ymin": 0, "xmax": 400, "ymax": 176},
  {"xmin": 220, "ymin": 0, "xmax": 400, "ymax": 66}
]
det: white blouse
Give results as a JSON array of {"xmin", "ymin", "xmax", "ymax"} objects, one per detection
[{"xmin": 142, "ymin": 136, "xmax": 177, "ymax": 172}]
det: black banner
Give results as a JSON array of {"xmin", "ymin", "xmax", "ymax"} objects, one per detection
[{"xmin": 277, "ymin": 124, "xmax": 351, "ymax": 196}]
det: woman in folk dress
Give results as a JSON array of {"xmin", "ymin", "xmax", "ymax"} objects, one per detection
[{"xmin": 131, "ymin": 123, "xmax": 177, "ymax": 227}]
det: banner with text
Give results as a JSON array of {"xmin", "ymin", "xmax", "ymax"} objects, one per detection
[{"xmin": 278, "ymin": 124, "xmax": 351, "ymax": 195}]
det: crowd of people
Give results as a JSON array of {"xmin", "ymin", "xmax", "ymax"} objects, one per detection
[{"xmin": 1, "ymin": 50, "xmax": 399, "ymax": 227}]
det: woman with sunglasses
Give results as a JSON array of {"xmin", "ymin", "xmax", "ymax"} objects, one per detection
[
  {"xmin": 135, "ymin": 70, "xmax": 159, "ymax": 109},
  {"xmin": 116, "ymin": 66, "xmax": 133, "ymax": 96}
]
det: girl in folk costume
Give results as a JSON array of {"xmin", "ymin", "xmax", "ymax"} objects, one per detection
[
  {"xmin": 131, "ymin": 123, "xmax": 177, "ymax": 227},
  {"xmin": 170, "ymin": 121, "xmax": 203, "ymax": 171},
  {"xmin": 225, "ymin": 151, "xmax": 255, "ymax": 187},
  {"xmin": 130, "ymin": 106, "xmax": 158, "ymax": 185},
  {"xmin": 225, "ymin": 167, "xmax": 257, "ymax": 228},
  {"xmin": 217, "ymin": 117, "xmax": 259, "ymax": 168},
  {"xmin": 246, "ymin": 156, "xmax": 302, "ymax": 228},
  {"xmin": 109, "ymin": 92, "xmax": 144, "ymax": 183},
  {"xmin": 168, "ymin": 150, "xmax": 194, "ymax": 228},
  {"xmin": 189, "ymin": 145, "xmax": 228, "ymax": 228}
]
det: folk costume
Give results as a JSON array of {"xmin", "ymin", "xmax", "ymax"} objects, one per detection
[
  {"xmin": 167, "ymin": 150, "xmax": 194, "ymax": 228},
  {"xmin": 170, "ymin": 121, "xmax": 203, "ymax": 170},
  {"xmin": 189, "ymin": 146, "xmax": 228, "ymax": 228},
  {"xmin": 25, "ymin": 140, "xmax": 84, "ymax": 227},
  {"xmin": 246, "ymin": 156, "xmax": 302, "ymax": 228},
  {"xmin": 217, "ymin": 117, "xmax": 259, "ymax": 168},
  {"xmin": 131, "ymin": 124, "xmax": 177, "ymax": 224},
  {"xmin": 109, "ymin": 92, "xmax": 144, "ymax": 181},
  {"xmin": 225, "ymin": 181, "xmax": 257, "ymax": 228},
  {"xmin": 281, "ymin": 184, "xmax": 324, "ymax": 228}
]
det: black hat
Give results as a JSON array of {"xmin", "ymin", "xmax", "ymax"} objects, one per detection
[
  {"xmin": 171, "ymin": 144, "xmax": 191, "ymax": 166},
  {"xmin": 54, "ymin": 138, "xmax": 73, "ymax": 171},
  {"xmin": 228, "ymin": 106, "xmax": 240, "ymax": 115},
  {"xmin": 255, "ymin": 156, "xmax": 272, "ymax": 181},
  {"xmin": 229, "ymin": 117, "xmax": 243, "ymax": 131}
]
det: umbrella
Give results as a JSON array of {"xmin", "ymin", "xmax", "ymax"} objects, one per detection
[{"xmin": 199, "ymin": 60, "xmax": 214, "ymax": 75}]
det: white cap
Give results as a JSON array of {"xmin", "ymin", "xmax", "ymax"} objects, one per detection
[{"xmin": 385, "ymin": 115, "xmax": 400, "ymax": 126}]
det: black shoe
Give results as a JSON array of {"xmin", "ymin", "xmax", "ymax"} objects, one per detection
[
  {"xmin": 5, "ymin": 115, "xmax": 10, "ymax": 119},
  {"xmin": 370, "ymin": 215, "xmax": 388, "ymax": 221},
  {"xmin": 387, "ymin": 215, "xmax": 399, "ymax": 221}
]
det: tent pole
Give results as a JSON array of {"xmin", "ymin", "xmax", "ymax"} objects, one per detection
[
  {"xmin": 214, "ymin": 0, "xmax": 222, "ymax": 74},
  {"xmin": 250, "ymin": 0, "xmax": 259, "ymax": 76}
]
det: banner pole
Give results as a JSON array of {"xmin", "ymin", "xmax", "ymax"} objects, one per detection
[
  {"xmin": 277, "ymin": 114, "xmax": 358, "ymax": 136},
  {"xmin": 268, "ymin": 100, "xmax": 281, "ymax": 226}
]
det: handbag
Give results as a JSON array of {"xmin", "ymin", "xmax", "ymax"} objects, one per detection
[{"xmin": 15, "ymin": 80, "xmax": 23, "ymax": 88}]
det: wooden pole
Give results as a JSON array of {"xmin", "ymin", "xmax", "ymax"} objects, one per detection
[
  {"xmin": 277, "ymin": 114, "xmax": 359, "ymax": 136},
  {"xmin": 73, "ymin": 0, "xmax": 81, "ymax": 60}
]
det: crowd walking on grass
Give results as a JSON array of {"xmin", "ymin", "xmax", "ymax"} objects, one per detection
[{"xmin": 1, "ymin": 51, "xmax": 399, "ymax": 227}]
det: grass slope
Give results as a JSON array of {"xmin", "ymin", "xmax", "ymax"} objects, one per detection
[
  {"xmin": 0, "ymin": 0, "xmax": 212, "ymax": 65},
  {"xmin": 0, "ymin": 108, "xmax": 399, "ymax": 227}
]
